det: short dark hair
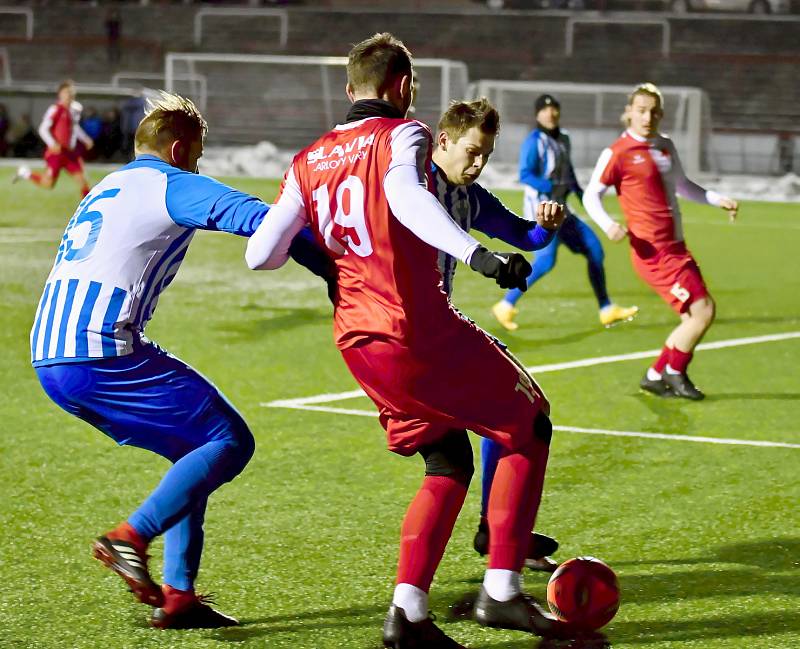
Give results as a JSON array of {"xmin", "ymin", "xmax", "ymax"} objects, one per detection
[
  {"xmin": 347, "ymin": 32, "xmax": 413, "ymax": 95},
  {"xmin": 437, "ymin": 98, "xmax": 500, "ymax": 141}
]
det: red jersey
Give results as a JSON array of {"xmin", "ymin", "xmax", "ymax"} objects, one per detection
[
  {"xmin": 39, "ymin": 101, "xmax": 88, "ymax": 151},
  {"xmin": 284, "ymin": 116, "xmax": 454, "ymax": 350},
  {"xmin": 594, "ymin": 131, "xmax": 686, "ymax": 249}
]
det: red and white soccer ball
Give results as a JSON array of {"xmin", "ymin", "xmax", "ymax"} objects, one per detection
[{"xmin": 546, "ymin": 556, "xmax": 620, "ymax": 631}]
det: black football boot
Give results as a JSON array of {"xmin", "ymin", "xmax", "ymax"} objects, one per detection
[
  {"xmin": 639, "ymin": 372, "xmax": 673, "ymax": 397},
  {"xmin": 662, "ymin": 372, "xmax": 705, "ymax": 400},
  {"xmin": 473, "ymin": 518, "xmax": 559, "ymax": 572},
  {"xmin": 383, "ymin": 604, "xmax": 466, "ymax": 649},
  {"xmin": 474, "ymin": 586, "xmax": 577, "ymax": 639}
]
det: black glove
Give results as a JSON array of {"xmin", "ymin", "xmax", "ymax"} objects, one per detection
[{"xmin": 468, "ymin": 246, "xmax": 532, "ymax": 291}]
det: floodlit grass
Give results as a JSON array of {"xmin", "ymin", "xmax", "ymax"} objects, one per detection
[{"xmin": 1, "ymin": 166, "xmax": 798, "ymax": 648}]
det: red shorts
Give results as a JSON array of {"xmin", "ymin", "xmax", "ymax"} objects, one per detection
[
  {"xmin": 340, "ymin": 317, "xmax": 549, "ymax": 456},
  {"xmin": 44, "ymin": 148, "xmax": 84, "ymax": 180},
  {"xmin": 631, "ymin": 242, "xmax": 708, "ymax": 314}
]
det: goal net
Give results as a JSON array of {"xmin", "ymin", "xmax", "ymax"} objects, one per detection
[
  {"xmin": 468, "ymin": 80, "xmax": 716, "ymax": 175},
  {"xmin": 165, "ymin": 53, "xmax": 468, "ymax": 150}
]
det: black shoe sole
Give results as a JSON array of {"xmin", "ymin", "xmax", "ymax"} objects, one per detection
[
  {"xmin": 92, "ymin": 538, "xmax": 163, "ymax": 607},
  {"xmin": 639, "ymin": 381, "xmax": 675, "ymax": 398},
  {"xmin": 671, "ymin": 391, "xmax": 705, "ymax": 401}
]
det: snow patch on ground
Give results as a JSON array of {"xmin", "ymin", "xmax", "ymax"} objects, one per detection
[{"xmin": 199, "ymin": 144, "xmax": 800, "ymax": 203}]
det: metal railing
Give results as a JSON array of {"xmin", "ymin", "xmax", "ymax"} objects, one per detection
[
  {"xmin": 0, "ymin": 7, "xmax": 34, "ymax": 41},
  {"xmin": 565, "ymin": 15, "xmax": 670, "ymax": 56},
  {"xmin": 194, "ymin": 8, "xmax": 288, "ymax": 49}
]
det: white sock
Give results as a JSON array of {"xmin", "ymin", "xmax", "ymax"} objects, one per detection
[
  {"xmin": 647, "ymin": 367, "xmax": 662, "ymax": 381},
  {"xmin": 483, "ymin": 569, "xmax": 521, "ymax": 602},
  {"xmin": 392, "ymin": 583, "xmax": 428, "ymax": 623},
  {"xmin": 600, "ymin": 304, "xmax": 613, "ymax": 313},
  {"xmin": 665, "ymin": 363, "xmax": 681, "ymax": 375}
]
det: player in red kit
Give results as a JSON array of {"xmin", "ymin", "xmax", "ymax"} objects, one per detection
[
  {"xmin": 13, "ymin": 80, "xmax": 93, "ymax": 197},
  {"xmin": 583, "ymin": 83, "xmax": 739, "ymax": 400},
  {"xmin": 246, "ymin": 33, "xmax": 576, "ymax": 648}
]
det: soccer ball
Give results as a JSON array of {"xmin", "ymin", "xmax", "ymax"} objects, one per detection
[{"xmin": 546, "ymin": 556, "xmax": 620, "ymax": 631}]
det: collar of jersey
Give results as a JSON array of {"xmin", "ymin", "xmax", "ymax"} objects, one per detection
[
  {"xmin": 430, "ymin": 162, "xmax": 459, "ymax": 191},
  {"xmin": 132, "ymin": 154, "xmax": 167, "ymax": 164},
  {"xmin": 626, "ymin": 129, "xmax": 655, "ymax": 143}
]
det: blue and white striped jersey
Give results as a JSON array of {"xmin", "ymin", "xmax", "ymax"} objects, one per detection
[
  {"xmin": 519, "ymin": 128, "xmax": 582, "ymax": 220},
  {"xmin": 30, "ymin": 155, "xmax": 269, "ymax": 366},
  {"xmin": 431, "ymin": 163, "xmax": 554, "ymax": 297}
]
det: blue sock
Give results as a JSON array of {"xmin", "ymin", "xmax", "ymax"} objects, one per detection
[
  {"xmin": 504, "ymin": 238, "xmax": 558, "ymax": 306},
  {"xmin": 129, "ymin": 438, "xmax": 240, "ymax": 540},
  {"xmin": 162, "ymin": 497, "xmax": 207, "ymax": 591},
  {"xmin": 480, "ymin": 437, "xmax": 504, "ymax": 518}
]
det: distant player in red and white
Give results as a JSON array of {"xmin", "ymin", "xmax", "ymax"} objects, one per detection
[
  {"xmin": 14, "ymin": 80, "xmax": 93, "ymax": 197},
  {"xmin": 582, "ymin": 83, "xmax": 739, "ymax": 400},
  {"xmin": 246, "ymin": 33, "xmax": 577, "ymax": 648}
]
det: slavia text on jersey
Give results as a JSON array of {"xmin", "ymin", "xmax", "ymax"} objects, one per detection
[{"xmin": 307, "ymin": 134, "xmax": 375, "ymax": 171}]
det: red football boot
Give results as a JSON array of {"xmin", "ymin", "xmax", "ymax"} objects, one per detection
[
  {"xmin": 151, "ymin": 585, "xmax": 239, "ymax": 629},
  {"xmin": 92, "ymin": 522, "xmax": 163, "ymax": 607}
]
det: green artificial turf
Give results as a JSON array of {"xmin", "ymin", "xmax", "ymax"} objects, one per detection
[{"xmin": 1, "ymin": 167, "xmax": 798, "ymax": 648}]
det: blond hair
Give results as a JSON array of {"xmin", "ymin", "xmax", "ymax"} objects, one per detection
[
  {"xmin": 347, "ymin": 32, "xmax": 413, "ymax": 96},
  {"xmin": 438, "ymin": 98, "xmax": 500, "ymax": 142},
  {"xmin": 134, "ymin": 91, "xmax": 207, "ymax": 152},
  {"xmin": 622, "ymin": 82, "xmax": 664, "ymax": 126}
]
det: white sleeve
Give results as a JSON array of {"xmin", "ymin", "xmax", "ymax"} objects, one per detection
[
  {"xmin": 582, "ymin": 148, "xmax": 618, "ymax": 234},
  {"xmin": 384, "ymin": 121, "xmax": 480, "ymax": 264},
  {"xmin": 38, "ymin": 106, "xmax": 57, "ymax": 149},
  {"xmin": 75, "ymin": 123, "xmax": 93, "ymax": 146},
  {"xmin": 245, "ymin": 165, "xmax": 308, "ymax": 270},
  {"xmin": 670, "ymin": 141, "xmax": 724, "ymax": 206}
]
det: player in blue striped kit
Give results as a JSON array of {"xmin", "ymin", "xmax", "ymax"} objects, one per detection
[
  {"xmin": 31, "ymin": 93, "xmax": 269, "ymax": 629},
  {"xmin": 492, "ymin": 94, "xmax": 639, "ymax": 331},
  {"xmin": 430, "ymin": 99, "xmax": 566, "ymax": 573}
]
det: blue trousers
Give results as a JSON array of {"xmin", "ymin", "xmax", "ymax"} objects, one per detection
[
  {"xmin": 35, "ymin": 343, "xmax": 255, "ymax": 591},
  {"xmin": 504, "ymin": 213, "xmax": 610, "ymax": 309}
]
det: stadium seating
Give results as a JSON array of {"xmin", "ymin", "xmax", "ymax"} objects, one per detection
[{"xmin": 0, "ymin": 6, "xmax": 797, "ymax": 133}]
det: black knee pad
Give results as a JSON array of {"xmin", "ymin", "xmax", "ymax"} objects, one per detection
[
  {"xmin": 419, "ymin": 430, "xmax": 474, "ymax": 488},
  {"xmin": 533, "ymin": 411, "xmax": 553, "ymax": 445}
]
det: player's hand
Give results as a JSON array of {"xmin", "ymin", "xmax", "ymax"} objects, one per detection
[
  {"xmin": 469, "ymin": 246, "xmax": 532, "ymax": 291},
  {"xmin": 719, "ymin": 197, "xmax": 738, "ymax": 222},
  {"xmin": 606, "ymin": 223, "xmax": 627, "ymax": 242},
  {"xmin": 86, "ymin": 139, "xmax": 94, "ymax": 151},
  {"xmin": 535, "ymin": 200, "xmax": 565, "ymax": 231},
  {"xmin": 48, "ymin": 144, "xmax": 62, "ymax": 154}
]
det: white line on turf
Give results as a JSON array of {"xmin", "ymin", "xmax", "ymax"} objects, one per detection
[
  {"xmin": 262, "ymin": 331, "xmax": 800, "ymax": 407},
  {"xmin": 258, "ymin": 401, "xmax": 800, "ymax": 449},
  {"xmin": 260, "ymin": 330, "xmax": 800, "ymax": 449}
]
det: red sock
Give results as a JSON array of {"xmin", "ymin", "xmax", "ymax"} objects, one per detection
[
  {"xmin": 669, "ymin": 347, "xmax": 693, "ymax": 374},
  {"xmin": 29, "ymin": 172, "xmax": 43, "ymax": 186},
  {"xmin": 487, "ymin": 437, "xmax": 549, "ymax": 571},
  {"xmin": 162, "ymin": 584, "xmax": 196, "ymax": 614},
  {"xmin": 396, "ymin": 475, "xmax": 467, "ymax": 591},
  {"xmin": 106, "ymin": 521, "xmax": 148, "ymax": 551},
  {"xmin": 652, "ymin": 346, "xmax": 671, "ymax": 374}
]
